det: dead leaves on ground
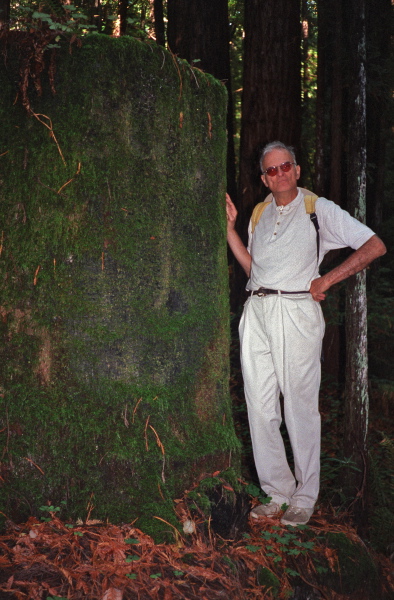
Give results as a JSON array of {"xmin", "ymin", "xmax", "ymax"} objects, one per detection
[
  {"xmin": 1, "ymin": 504, "xmax": 393, "ymax": 600},
  {"xmin": 0, "ymin": 515, "xmax": 243, "ymax": 600}
]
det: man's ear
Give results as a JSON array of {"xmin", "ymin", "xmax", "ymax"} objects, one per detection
[
  {"xmin": 295, "ymin": 165, "xmax": 301, "ymax": 180},
  {"xmin": 261, "ymin": 174, "xmax": 269, "ymax": 187}
]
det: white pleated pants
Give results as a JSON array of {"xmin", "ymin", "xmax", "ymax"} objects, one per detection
[{"xmin": 239, "ymin": 293, "xmax": 325, "ymax": 508}]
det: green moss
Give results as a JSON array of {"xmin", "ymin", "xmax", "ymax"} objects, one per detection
[
  {"xmin": 0, "ymin": 34, "xmax": 240, "ymax": 525},
  {"xmin": 316, "ymin": 532, "xmax": 380, "ymax": 596},
  {"xmin": 256, "ymin": 567, "xmax": 281, "ymax": 597},
  {"xmin": 186, "ymin": 467, "xmax": 243, "ymax": 515}
]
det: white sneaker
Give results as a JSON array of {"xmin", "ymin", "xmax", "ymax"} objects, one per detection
[
  {"xmin": 280, "ymin": 506, "xmax": 313, "ymax": 526},
  {"xmin": 250, "ymin": 501, "xmax": 281, "ymax": 518}
]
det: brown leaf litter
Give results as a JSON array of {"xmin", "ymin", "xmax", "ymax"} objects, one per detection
[{"xmin": 0, "ymin": 497, "xmax": 393, "ymax": 600}]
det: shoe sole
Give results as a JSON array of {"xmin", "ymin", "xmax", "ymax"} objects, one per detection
[
  {"xmin": 251, "ymin": 510, "xmax": 280, "ymax": 519},
  {"xmin": 280, "ymin": 518, "xmax": 310, "ymax": 526}
]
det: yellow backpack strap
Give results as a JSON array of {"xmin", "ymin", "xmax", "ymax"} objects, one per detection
[
  {"xmin": 251, "ymin": 199, "xmax": 272, "ymax": 233},
  {"xmin": 303, "ymin": 193, "xmax": 318, "ymax": 214},
  {"xmin": 302, "ymin": 192, "xmax": 320, "ymax": 261}
]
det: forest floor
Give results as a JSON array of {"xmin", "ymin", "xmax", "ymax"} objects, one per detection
[
  {"xmin": 1, "ymin": 496, "xmax": 393, "ymax": 600},
  {"xmin": 0, "ymin": 318, "xmax": 393, "ymax": 600}
]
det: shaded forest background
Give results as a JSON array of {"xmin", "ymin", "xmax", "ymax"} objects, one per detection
[{"xmin": 0, "ymin": 0, "xmax": 393, "ymax": 553}]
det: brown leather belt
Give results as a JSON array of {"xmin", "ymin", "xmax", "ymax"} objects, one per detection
[{"xmin": 247, "ymin": 288, "xmax": 309, "ymax": 297}]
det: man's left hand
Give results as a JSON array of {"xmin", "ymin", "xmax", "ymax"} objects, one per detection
[
  {"xmin": 309, "ymin": 234, "xmax": 386, "ymax": 302},
  {"xmin": 309, "ymin": 278, "xmax": 327, "ymax": 302}
]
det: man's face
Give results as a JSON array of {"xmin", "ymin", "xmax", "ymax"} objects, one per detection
[{"xmin": 261, "ymin": 148, "xmax": 300, "ymax": 196}]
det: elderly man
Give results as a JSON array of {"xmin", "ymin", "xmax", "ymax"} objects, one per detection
[{"xmin": 226, "ymin": 140, "xmax": 386, "ymax": 526}]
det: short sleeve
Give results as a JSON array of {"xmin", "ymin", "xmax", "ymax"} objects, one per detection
[{"xmin": 317, "ymin": 198, "xmax": 375, "ymax": 253}]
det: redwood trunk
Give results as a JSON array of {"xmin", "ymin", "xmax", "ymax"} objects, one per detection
[
  {"xmin": 238, "ymin": 0, "xmax": 302, "ymax": 236},
  {"xmin": 167, "ymin": 0, "xmax": 237, "ymax": 201},
  {"xmin": 152, "ymin": 0, "xmax": 165, "ymax": 46},
  {"xmin": 0, "ymin": 0, "xmax": 10, "ymax": 29},
  {"xmin": 329, "ymin": 0, "xmax": 344, "ymax": 205},
  {"xmin": 343, "ymin": 0, "xmax": 369, "ymax": 533},
  {"xmin": 0, "ymin": 34, "xmax": 238, "ymax": 530}
]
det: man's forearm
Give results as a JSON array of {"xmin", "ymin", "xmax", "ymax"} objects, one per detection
[
  {"xmin": 227, "ymin": 228, "xmax": 252, "ymax": 277},
  {"xmin": 313, "ymin": 235, "xmax": 386, "ymax": 295}
]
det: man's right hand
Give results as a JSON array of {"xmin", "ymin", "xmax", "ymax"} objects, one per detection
[
  {"xmin": 226, "ymin": 193, "xmax": 237, "ymax": 230},
  {"xmin": 225, "ymin": 193, "xmax": 252, "ymax": 277}
]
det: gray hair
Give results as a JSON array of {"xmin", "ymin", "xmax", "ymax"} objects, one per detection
[{"xmin": 259, "ymin": 141, "xmax": 297, "ymax": 173}]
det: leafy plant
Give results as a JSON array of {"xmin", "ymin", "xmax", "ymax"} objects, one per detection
[
  {"xmin": 11, "ymin": 4, "xmax": 96, "ymax": 39},
  {"xmin": 260, "ymin": 526, "xmax": 315, "ymax": 560},
  {"xmin": 244, "ymin": 483, "xmax": 270, "ymax": 505},
  {"xmin": 125, "ymin": 555, "xmax": 140, "ymax": 562},
  {"xmin": 39, "ymin": 500, "xmax": 66, "ymax": 522}
]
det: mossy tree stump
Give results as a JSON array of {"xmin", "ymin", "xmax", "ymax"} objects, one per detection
[{"xmin": 0, "ymin": 34, "xmax": 239, "ymax": 535}]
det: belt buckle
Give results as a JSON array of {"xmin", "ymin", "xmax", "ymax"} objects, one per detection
[{"xmin": 256, "ymin": 288, "xmax": 266, "ymax": 297}]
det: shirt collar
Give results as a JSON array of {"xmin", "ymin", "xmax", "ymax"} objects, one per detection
[{"xmin": 274, "ymin": 188, "xmax": 302, "ymax": 213}]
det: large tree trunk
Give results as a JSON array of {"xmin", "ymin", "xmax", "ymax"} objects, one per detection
[
  {"xmin": 238, "ymin": 0, "xmax": 302, "ymax": 216},
  {"xmin": 314, "ymin": 0, "xmax": 327, "ymax": 196},
  {"xmin": 365, "ymin": 0, "xmax": 392, "ymax": 379},
  {"xmin": 315, "ymin": 0, "xmax": 345, "ymax": 380},
  {"xmin": 366, "ymin": 0, "xmax": 392, "ymax": 237},
  {"xmin": 167, "ymin": 0, "xmax": 237, "ymax": 203},
  {"xmin": 0, "ymin": 0, "xmax": 10, "ymax": 29},
  {"xmin": 0, "ymin": 34, "xmax": 238, "ymax": 534},
  {"xmin": 343, "ymin": 0, "xmax": 369, "ymax": 533},
  {"xmin": 151, "ymin": 0, "xmax": 165, "ymax": 46},
  {"xmin": 329, "ymin": 0, "xmax": 344, "ymax": 205},
  {"xmin": 234, "ymin": 0, "xmax": 301, "ymax": 304},
  {"xmin": 118, "ymin": 0, "xmax": 128, "ymax": 35}
]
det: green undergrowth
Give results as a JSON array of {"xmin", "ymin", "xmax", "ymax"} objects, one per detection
[
  {"xmin": 253, "ymin": 527, "xmax": 384, "ymax": 599},
  {"xmin": 186, "ymin": 468, "xmax": 243, "ymax": 514},
  {"xmin": 181, "ymin": 475, "xmax": 390, "ymax": 599}
]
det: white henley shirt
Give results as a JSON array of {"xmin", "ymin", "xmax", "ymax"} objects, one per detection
[{"xmin": 247, "ymin": 188, "xmax": 375, "ymax": 292}]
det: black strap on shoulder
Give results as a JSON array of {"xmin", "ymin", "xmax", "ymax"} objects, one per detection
[{"xmin": 309, "ymin": 212, "xmax": 320, "ymax": 262}]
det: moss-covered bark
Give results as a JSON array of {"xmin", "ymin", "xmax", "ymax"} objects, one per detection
[{"xmin": 0, "ymin": 34, "xmax": 239, "ymax": 535}]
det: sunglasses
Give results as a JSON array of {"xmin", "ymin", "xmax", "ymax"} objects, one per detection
[{"xmin": 262, "ymin": 161, "xmax": 296, "ymax": 177}]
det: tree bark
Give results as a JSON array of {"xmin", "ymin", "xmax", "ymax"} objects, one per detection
[
  {"xmin": 238, "ymin": 0, "xmax": 302, "ymax": 238},
  {"xmin": 366, "ymin": 0, "xmax": 392, "ymax": 237},
  {"xmin": 314, "ymin": 0, "xmax": 327, "ymax": 196},
  {"xmin": 167, "ymin": 0, "xmax": 237, "ymax": 202},
  {"xmin": 152, "ymin": 0, "xmax": 165, "ymax": 46},
  {"xmin": 343, "ymin": 0, "xmax": 369, "ymax": 533},
  {"xmin": 119, "ymin": 0, "xmax": 128, "ymax": 35},
  {"xmin": 0, "ymin": 0, "xmax": 10, "ymax": 29},
  {"xmin": 231, "ymin": 0, "xmax": 301, "ymax": 306},
  {"xmin": 316, "ymin": 0, "xmax": 344, "ymax": 380},
  {"xmin": 329, "ymin": 0, "xmax": 344, "ymax": 205}
]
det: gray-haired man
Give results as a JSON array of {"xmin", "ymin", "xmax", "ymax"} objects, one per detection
[{"xmin": 226, "ymin": 141, "xmax": 386, "ymax": 526}]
